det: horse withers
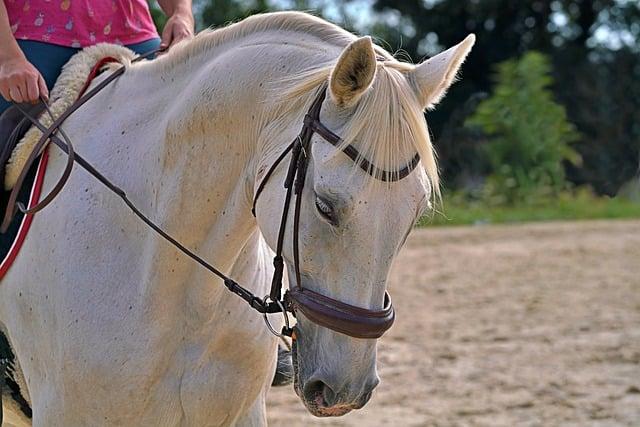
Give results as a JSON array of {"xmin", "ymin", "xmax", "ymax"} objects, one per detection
[{"xmin": 0, "ymin": 11, "xmax": 474, "ymax": 426}]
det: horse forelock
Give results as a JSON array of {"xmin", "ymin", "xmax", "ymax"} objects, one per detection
[{"xmin": 265, "ymin": 60, "xmax": 440, "ymax": 200}]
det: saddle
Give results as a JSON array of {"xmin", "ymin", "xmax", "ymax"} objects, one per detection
[{"xmin": 0, "ymin": 103, "xmax": 46, "ymax": 197}]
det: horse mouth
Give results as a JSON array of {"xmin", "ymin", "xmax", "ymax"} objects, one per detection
[
  {"xmin": 291, "ymin": 336, "xmax": 356, "ymax": 417},
  {"xmin": 305, "ymin": 395, "xmax": 354, "ymax": 417}
]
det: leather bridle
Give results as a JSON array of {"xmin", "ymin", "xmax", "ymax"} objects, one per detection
[
  {"xmin": 5, "ymin": 53, "xmax": 421, "ymax": 340},
  {"xmin": 252, "ymin": 86, "xmax": 419, "ymax": 339}
]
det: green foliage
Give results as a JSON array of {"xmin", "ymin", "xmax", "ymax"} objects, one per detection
[
  {"xmin": 148, "ymin": 1, "xmax": 167, "ymax": 34},
  {"xmin": 419, "ymin": 188, "xmax": 640, "ymax": 227},
  {"xmin": 198, "ymin": 1, "xmax": 344, "ymax": 30},
  {"xmin": 465, "ymin": 52, "xmax": 580, "ymax": 205},
  {"xmin": 201, "ymin": 0, "xmax": 270, "ymax": 28},
  {"xmin": 367, "ymin": 0, "xmax": 640, "ymax": 196}
]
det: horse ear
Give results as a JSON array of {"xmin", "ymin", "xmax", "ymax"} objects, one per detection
[
  {"xmin": 329, "ymin": 36, "xmax": 377, "ymax": 107},
  {"xmin": 410, "ymin": 34, "xmax": 475, "ymax": 109}
]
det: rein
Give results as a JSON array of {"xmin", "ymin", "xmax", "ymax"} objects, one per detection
[{"xmin": 5, "ymin": 52, "xmax": 420, "ymax": 339}]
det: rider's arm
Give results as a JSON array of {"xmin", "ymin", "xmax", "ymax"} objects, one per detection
[
  {"xmin": 157, "ymin": 0, "xmax": 195, "ymax": 50},
  {"xmin": 0, "ymin": 2, "xmax": 48, "ymax": 103}
]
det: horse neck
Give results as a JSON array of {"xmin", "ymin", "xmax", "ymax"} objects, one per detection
[
  {"xmin": 128, "ymin": 37, "xmax": 337, "ymax": 243},
  {"xmin": 130, "ymin": 60, "xmax": 266, "ymax": 281},
  {"xmin": 86, "ymin": 36, "xmax": 337, "ymax": 319}
]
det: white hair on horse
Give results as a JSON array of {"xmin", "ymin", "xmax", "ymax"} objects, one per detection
[
  {"xmin": 138, "ymin": 12, "xmax": 359, "ymax": 72},
  {"xmin": 0, "ymin": 12, "xmax": 475, "ymax": 424},
  {"xmin": 265, "ymin": 60, "xmax": 440, "ymax": 197}
]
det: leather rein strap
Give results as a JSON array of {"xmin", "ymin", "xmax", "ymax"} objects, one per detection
[{"xmin": 7, "ymin": 53, "xmax": 419, "ymax": 339}]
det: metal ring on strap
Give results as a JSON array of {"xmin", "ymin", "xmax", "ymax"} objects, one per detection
[{"xmin": 262, "ymin": 295, "xmax": 291, "ymax": 338}]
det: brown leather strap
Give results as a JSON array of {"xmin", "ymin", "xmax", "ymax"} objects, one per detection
[
  {"xmin": 286, "ymin": 288, "xmax": 395, "ymax": 339},
  {"xmin": 251, "ymin": 138, "xmax": 296, "ymax": 216},
  {"xmin": 306, "ymin": 116, "xmax": 421, "ymax": 182},
  {"xmin": 0, "ymin": 102, "xmax": 76, "ymax": 234}
]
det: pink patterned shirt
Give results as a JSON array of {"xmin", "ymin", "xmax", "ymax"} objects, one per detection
[{"xmin": 5, "ymin": 0, "xmax": 159, "ymax": 48}]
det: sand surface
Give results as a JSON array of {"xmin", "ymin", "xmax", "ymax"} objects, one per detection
[{"xmin": 267, "ymin": 220, "xmax": 640, "ymax": 426}]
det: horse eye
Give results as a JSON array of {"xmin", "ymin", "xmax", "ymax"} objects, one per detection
[{"xmin": 315, "ymin": 196, "xmax": 335, "ymax": 223}]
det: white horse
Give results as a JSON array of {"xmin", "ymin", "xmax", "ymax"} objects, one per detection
[{"xmin": 0, "ymin": 11, "xmax": 474, "ymax": 426}]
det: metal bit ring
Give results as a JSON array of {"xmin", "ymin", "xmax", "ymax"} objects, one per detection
[{"xmin": 262, "ymin": 295, "xmax": 290, "ymax": 338}]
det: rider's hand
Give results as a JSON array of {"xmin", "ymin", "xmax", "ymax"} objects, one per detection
[
  {"xmin": 0, "ymin": 54, "xmax": 48, "ymax": 103},
  {"xmin": 159, "ymin": 8, "xmax": 194, "ymax": 52}
]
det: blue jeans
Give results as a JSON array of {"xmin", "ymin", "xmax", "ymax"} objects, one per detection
[{"xmin": 0, "ymin": 38, "xmax": 161, "ymax": 115}]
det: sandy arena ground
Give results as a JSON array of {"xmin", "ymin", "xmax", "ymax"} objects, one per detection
[{"xmin": 267, "ymin": 220, "xmax": 640, "ymax": 426}]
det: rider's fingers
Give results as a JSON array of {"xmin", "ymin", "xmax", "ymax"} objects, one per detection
[
  {"xmin": 9, "ymin": 85, "xmax": 24, "ymax": 103},
  {"xmin": 159, "ymin": 22, "xmax": 174, "ymax": 50},
  {"xmin": 26, "ymin": 73, "xmax": 39, "ymax": 103},
  {"xmin": 0, "ymin": 83, "xmax": 11, "ymax": 102},
  {"xmin": 37, "ymin": 74, "xmax": 49, "ymax": 102}
]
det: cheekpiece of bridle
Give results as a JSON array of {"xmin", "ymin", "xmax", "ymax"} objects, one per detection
[
  {"xmin": 252, "ymin": 85, "xmax": 420, "ymax": 339},
  {"xmin": 6, "ymin": 49, "xmax": 420, "ymax": 341}
]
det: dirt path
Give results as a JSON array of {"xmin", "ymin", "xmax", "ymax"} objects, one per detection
[{"xmin": 267, "ymin": 220, "xmax": 640, "ymax": 426}]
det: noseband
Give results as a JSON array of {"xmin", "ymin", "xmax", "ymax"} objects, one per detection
[
  {"xmin": 8, "ymin": 52, "xmax": 420, "ymax": 340},
  {"xmin": 252, "ymin": 86, "xmax": 419, "ymax": 339}
]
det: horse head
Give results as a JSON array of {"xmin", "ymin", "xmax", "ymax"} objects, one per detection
[{"xmin": 255, "ymin": 33, "xmax": 475, "ymax": 417}]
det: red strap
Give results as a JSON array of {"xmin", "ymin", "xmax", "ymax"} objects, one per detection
[{"xmin": 78, "ymin": 56, "xmax": 120, "ymax": 97}]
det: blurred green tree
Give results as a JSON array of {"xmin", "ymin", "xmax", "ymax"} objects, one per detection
[
  {"xmin": 366, "ymin": 0, "xmax": 640, "ymax": 195},
  {"xmin": 201, "ymin": 0, "xmax": 270, "ymax": 28},
  {"xmin": 148, "ymin": 1, "xmax": 167, "ymax": 33},
  {"xmin": 465, "ymin": 52, "xmax": 580, "ymax": 204}
]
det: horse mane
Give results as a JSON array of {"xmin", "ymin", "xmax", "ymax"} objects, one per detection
[
  {"xmin": 147, "ymin": 11, "xmax": 438, "ymax": 196},
  {"xmin": 149, "ymin": 11, "xmax": 391, "ymax": 70}
]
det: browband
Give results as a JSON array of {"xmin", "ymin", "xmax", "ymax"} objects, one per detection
[{"xmin": 303, "ymin": 114, "xmax": 421, "ymax": 182}]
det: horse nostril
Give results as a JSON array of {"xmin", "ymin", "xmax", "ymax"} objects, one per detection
[
  {"xmin": 354, "ymin": 379, "xmax": 378, "ymax": 409},
  {"xmin": 321, "ymin": 383, "xmax": 339, "ymax": 407},
  {"xmin": 303, "ymin": 379, "xmax": 336, "ymax": 408}
]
